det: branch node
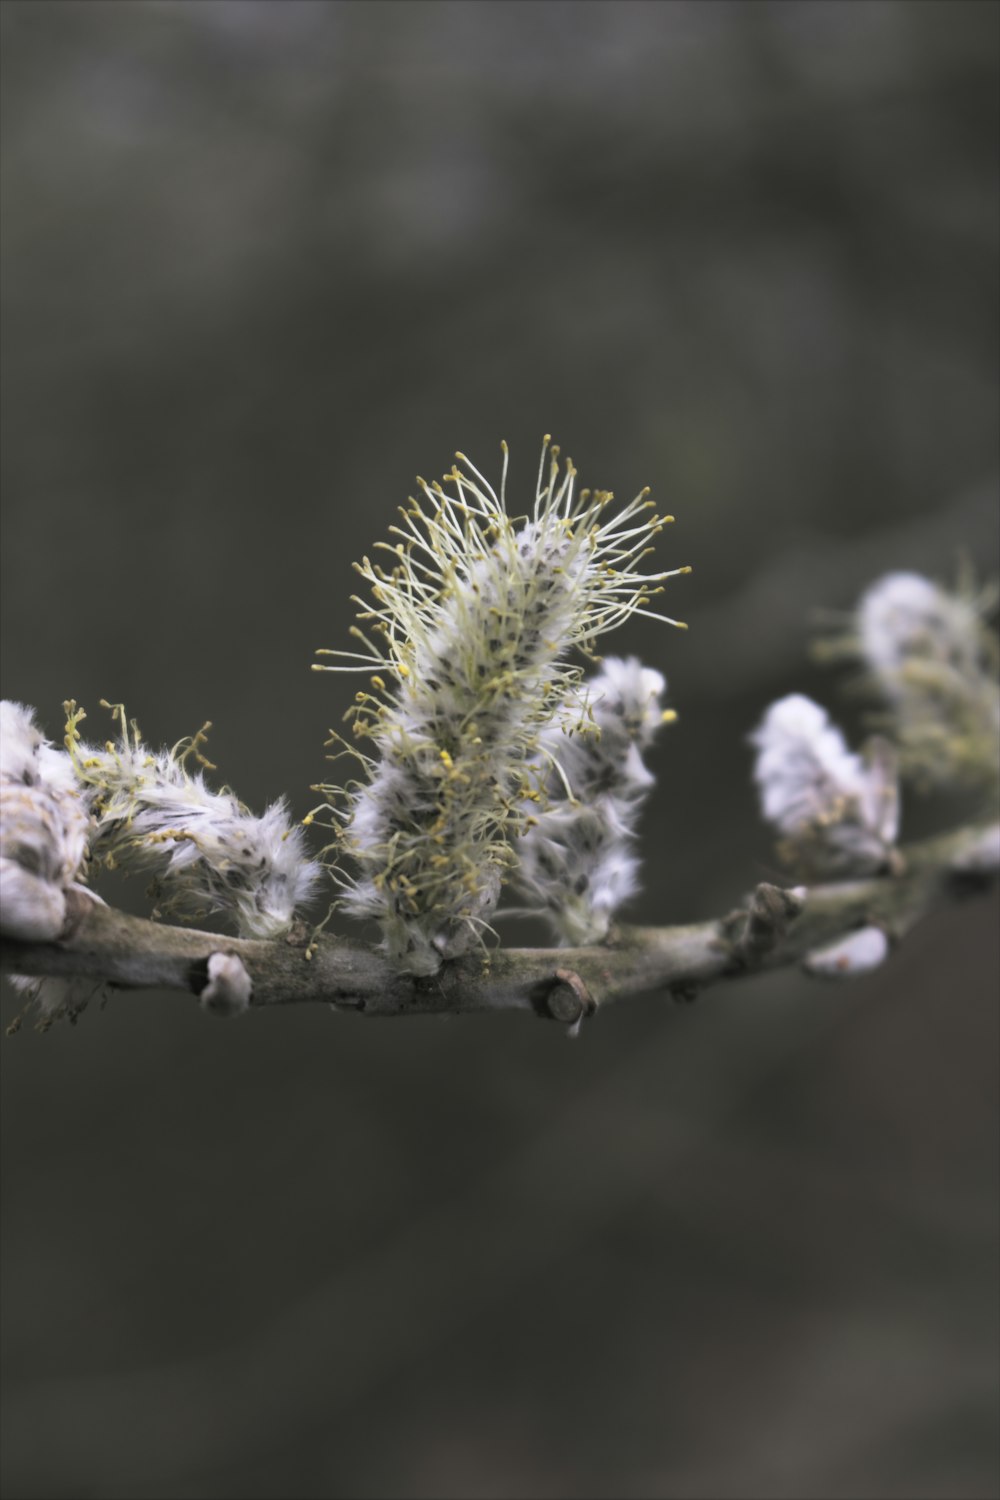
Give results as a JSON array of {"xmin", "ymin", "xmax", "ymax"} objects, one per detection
[
  {"xmin": 536, "ymin": 967, "xmax": 597, "ymax": 1034},
  {"xmin": 284, "ymin": 919, "xmax": 313, "ymax": 949},
  {"xmin": 736, "ymin": 883, "xmax": 805, "ymax": 966}
]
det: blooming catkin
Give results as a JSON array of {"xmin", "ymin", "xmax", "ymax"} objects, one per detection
[
  {"xmin": 512, "ymin": 657, "xmax": 672, "ymax": 944},
  {"xmin": 750, "ymin": 693, "xmax": 899, "ymax": 875},
  {"xmin": 67, "ymin": 705, "xmax": 320, "ymax": 938},
  {"xmin": 316, "ymin": 440, "xmax": 688, "ymax": 973},
  {"xmin": 856, "ymin": 571, "xmax": 1000, "ymax": 790}
]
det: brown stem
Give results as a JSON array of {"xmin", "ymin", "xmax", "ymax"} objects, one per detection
[{"xmin": 1, "ymin": 823, "xmax": 996, "ymax": 1026}]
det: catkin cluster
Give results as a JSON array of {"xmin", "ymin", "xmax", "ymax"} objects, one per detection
[
  {"xmin": 317, "ymin": 440, "xmax": 687, "ymax": 972},
  {"xmin": 2, "ymin": 700, "xmax": 320, "ymax": 1022},
  {"xmin": 751, "ymin": 569, "xmax": 999, "ymax": 880},
  {"xmin": 1, "ymin": 699, "xmax": 319, "ymax": 946}
]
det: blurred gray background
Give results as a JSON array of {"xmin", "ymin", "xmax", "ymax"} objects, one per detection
[{"xmin": 1, "ymin": 3, "xmax": 998, "ymax": 1497}]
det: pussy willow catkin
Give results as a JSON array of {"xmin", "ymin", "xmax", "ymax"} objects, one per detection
[
  {"xmin": 66, "ymin": 704, "xmax": 320, "ymax": 938},
  {"xmin": 511, "ymin": 657, "xmax": 673, "ymax": 945},
  {"xmin": 315, "ymin": 439, "xmax": 688, "ymax": 973},
  {"xmin": 856, "ymin": 571, "xmax": 1000, "ymax": 790},
  {"xmin": 0, "ymin": 700, "xmax": 90, "ymax": 942}
]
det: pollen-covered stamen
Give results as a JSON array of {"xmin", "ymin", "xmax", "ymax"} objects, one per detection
[{"xmin": 317, "ymin": 440, "xmax": 688, "ymax": 973}]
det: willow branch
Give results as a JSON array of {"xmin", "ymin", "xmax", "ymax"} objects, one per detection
[{"xmin": 2, "ymin": 822, "xmax": 996, "ymax": 1027}]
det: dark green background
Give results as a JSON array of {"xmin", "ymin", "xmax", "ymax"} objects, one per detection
[{"xmin": 2, "ymin": 3, "xmax": 997, "ymax": 1497}]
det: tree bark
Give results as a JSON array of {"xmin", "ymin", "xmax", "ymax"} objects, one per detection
[{"xmin": 2, "ymin": 822, "xmax": 996, "ymax": 1028}]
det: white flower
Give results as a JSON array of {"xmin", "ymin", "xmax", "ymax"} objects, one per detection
[
  {"xmin": 511, "ymin": 657, "xmax": 673, "ymax": 945},
  {"xmin": 69, "ymin": 706, "xmax": 320, "ymax": 938},
  {"xmin": 750, "ymin": 694, "xmax": 899, "ymax": 875},
  {"xmin": 316, "ymin": 440, "xmax": 688, "ymax": 972}
]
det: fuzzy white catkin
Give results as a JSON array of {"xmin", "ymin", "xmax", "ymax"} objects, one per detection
[
  {"xmin": 70, "ymin": 717, "xmax": 320, "ymax": 938},
  {"xmin": 0, "ymin": 700, "xmax": 90, "ymax": 941},
  {"xmin": 750, "ymin": 694, "xmax": 899, "ymax": 875},
  {"xmin": 856, "ymin": 571, "xmax": 1000, "ymax": 788},
  {"xmin": 859, "ymin": 572, "xmax": 986, "ymax": 681},
  {"xmin": 512, "ymin": 657, "xmax": 670, "ymax": 944},
  {"xmin": 318, "ymin": 440, "xmax": 688, "ymax": 973},
  {"xmin": 338, "ymin": 509, "xmax": 590, "ymax": 969}
]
